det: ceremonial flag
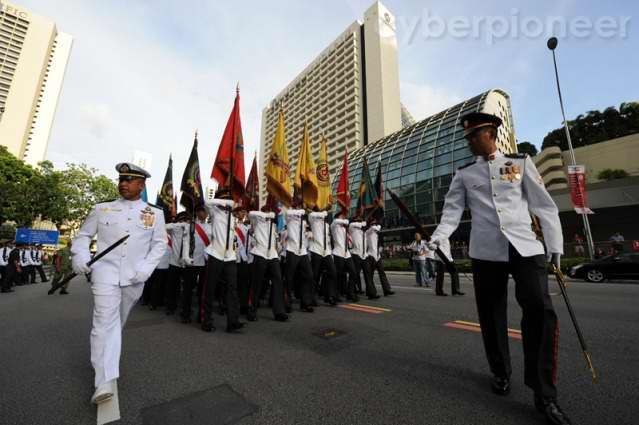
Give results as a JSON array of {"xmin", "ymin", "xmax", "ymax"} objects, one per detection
[
  {"xmin": 265, "ymin": 109, "xmax": 293, "ymax": 206},
  {"xmin": 336, "ymin": 148, "xmax": 350, "ymax": 215},
  {"xmin": 373, "ymin": 160, "xmax": 385, "ymax": 221},
  {"xmin": 293, "ymin": 122, "xmax": 318, "ymax": 209},
  {"xmin": 180, "ymin": 133, "xmax": 204, "ymax": 213},
  {"xmin": 356, "ymin": 157, "xmax": 377, "ymax": 216},
  {"xmin": 156, "ymin": 155, "xmax": 176, "ymax": 222},
  {"xmin": 316, "ymin": 135, "xmax": 332, "ymax": 210},
  {"xmin": 211, "ymin": 86, "xmax": 245, "ymax": 201},
  {"xmin": 243, "ymin": 155, "xmax": 260, "ymax": 211}
]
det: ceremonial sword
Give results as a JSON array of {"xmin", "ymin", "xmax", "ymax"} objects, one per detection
[{"xmin": 47, "ymin": 235, "xmax": 130, "ymax": 295}]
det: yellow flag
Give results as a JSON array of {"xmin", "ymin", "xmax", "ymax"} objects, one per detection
[
  {"xmin": 265, "ymin": 109, "xmax": 293, "ymax": 206},
  {"xmin": 316, "ymin": 135, "xmax": 332, "ymax": 210},
  {"xmin": 293, "ymin": 122, "xmax": 318, "ymax": 209}
]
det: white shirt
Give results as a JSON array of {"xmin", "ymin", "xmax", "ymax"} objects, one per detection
[
  {"xmin": 157, "ymin": 240, "xmax": 171, "ymax": 269},
  {"xmin": 166, "ymin": 223, "xmax": 187, "ymax": 267},
  {"xmin": 433, "ymin": 238, "xmax": 453, "ymax": 263},
  {"xmin": 248, "ymin": 211, "xmax": 279, "ymax": 260},
  {"xmin": 365, "ymin": 225, "xmax": 381, "ymax": 261},
  {"xmin": 32, "ymin": 249, "xmax": 43, "ymax": 266},
  {"xmin": 308, "ymin": 211, "xmax": 332, "ymax": 257},
  {"xmin": 204, "ymin": 199, "xmax": 237, "ymax": 262},
  {"xmin": 348, "ymin": 221, "xmax": 367, "ymax": 259},
  {"xmin": 431, "ymin": 152, "xmax": 563, "ymax": 262},
  {"xmin": 181, "ymin": 221, "xmax": 210, "ymax": 267},
  {"xmin": 410, "ymin": 240, "xmax": 428, "ymax": 260},
  {"xmin": 71, "ymin": 198, "xmax": 168, "ymax": 286},
  {"xmin": 0, "ymin": 247, "xmax": 10, "ymax": 266},
  {"xmin": 235, "ymin": 222, "xmax": 254, "ymax": 263},
  {"xmin": 330, "ymin": 218, "xmax": 351, "ymax": 259},
  {"xmin": 285, "ymin": 209, "xmax": 308, "ymax": 255}
]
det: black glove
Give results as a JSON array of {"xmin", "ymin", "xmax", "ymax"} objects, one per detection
[{"xmin": 549, "ymin": 253, "xmax": 561, "ymax": 270}]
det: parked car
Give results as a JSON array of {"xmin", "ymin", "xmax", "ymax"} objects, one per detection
[{"xmin": 568, "ymin": 253, "xmax": 639, "ymax": 283}]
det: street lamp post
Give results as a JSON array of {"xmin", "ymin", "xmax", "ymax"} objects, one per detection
[{"xmin": 547, "ymin": 37, "xmax": 595, "ymax": 260}]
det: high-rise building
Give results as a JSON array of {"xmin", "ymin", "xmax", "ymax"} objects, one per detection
[
  {"xmin": 0, "ymin": 1, "xmax": 72, "ymax": 166},
  {"xmin": 259, "ymin": 1, "xmax": 401, "ymax": 201},
  {"xmin": 338, "ymin": 89, "xmax": 517, "ymax": 241}
]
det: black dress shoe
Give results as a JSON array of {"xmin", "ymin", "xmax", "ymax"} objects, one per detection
[
  {"xmin": 368, "ymin": 295, "xmax": 380, "ymax": 300},
  {"xmin": 180, "ymin": 316, "xmax": 192, "ymax": 324},
  {"xmin": 226, "ymin": 322, "xmax": 245, "ymax": 333},
  {"xmin": 384, "ymin": 291, "xmax": 395, "ymax": 296},
  {"xmin": 436, "ymin": 292, "xmax": 448, "ymax": 296},
  {"xmin": 274, "ymin": 313, "xmax": 289, "ymax": 322},
  {"xmin": 327, "ymin": 297, "xmax": 337, "ymax": 306},
  {"xmin": 453, "ymin": 291, "xmax": 465, "ymax": 296},
  {"xmin": 534, "ymin": 395, "xmax": 572, "ymax": 425},
  {"xmin": 301, "ymin": 306, "xmax": 314, "ymax": 313},
  {"xmin": 285, "ymin": 305, "xmax": 292, "ymax": 313},
  {"xmin": 166, "ymin": 309, "xmax": 175, "ymax": 316},
  {"xmin": 247, "ymin": 310, "xmax": 258, "ymax": 322},
  {"xmin": 60, "ymin": 289, "xmax": 69, "ymax": 295},
  {"xmin": 491, "ymin": 376, "xmax": 511, "ymax": 395},
  {"xmin": 201, "ymin": 322, "xmax": 215, "ymax": 332}
]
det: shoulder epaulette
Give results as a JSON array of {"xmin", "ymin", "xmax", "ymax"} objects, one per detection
[
  {"xmin": 457, "ymin": 161, "xmax": 476, "ymax": 170},
  {"xmin": 97, "ymin": 198, "xmax": 117, "ymax": 204},
  {"xmin": 504, "ymin": 153, "xmax": 528, "ymax": 159},
  {"xmin": 146, "ymin": 202, "xmax": 162, "ymax": 209}
]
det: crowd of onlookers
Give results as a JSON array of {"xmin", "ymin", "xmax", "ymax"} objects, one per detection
[
  {"xmin": 382, "ymin": 240, "xmax": 469, "ymax": 260},
  {"xmin": 0, "ymin": 242, "xmax": 72, "ymax": 294}
]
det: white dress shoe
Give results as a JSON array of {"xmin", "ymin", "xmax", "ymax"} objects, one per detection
[{"xmin": 91, "ymin": 380, "xmax": 114, "ymax": 404}]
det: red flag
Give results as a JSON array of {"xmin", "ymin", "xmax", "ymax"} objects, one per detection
[
  {"xmin": 336, "ymin": 149, "xmax": 350, "ymax": 214},
  {"xmin": 243, "ymin": 155, "xmax": 260, "ymax": 210},
  {"xmin": 211, "ymin": 86, "xmax": 245, "ymax": 201}
]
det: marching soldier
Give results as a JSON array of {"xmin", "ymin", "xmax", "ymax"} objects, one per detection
[
  {"xmin": 308, "ymin": 209, "xmax": 339, "ymax": 305},
  {"xmin": 71, "ymin": 162, "xmax": 167, "ymax": 404},
  {"xmin": 365, "ymin": 220, "xmax": 394, "ymax": 296},
  {"xmin": 50, "ymin": 243, "xmax": 73, "ymax": 295},
  {"xmin": 235, "ymin": 207, "xmax": 252, "ymax": 316},
  {"xmin": 33, "ymin": 244, "xmax": 48, "ymax": 283},
  {"xmin": 284, "ymin": 200, "xmax": 315, "ymax": 312},
  {"xmin": 330, "ymin": 211, "xmax": 359, "ymax": 302},
  {"xmin": 201, "ymin": 190, "xmax": 244, "ymax": 333},
  {"xmin": 247, "ymin": 207, "xmax": 288, "ymax": 322},
  {"xmin": 0, "ymin": 242, "xmax": 8, "ymax": 285},
  {"xmin": 179, "ymin": 210, "xmax": 210, "ymax": 324},
  {"xmin": 434, "ymin": 238, "xmax": 463, "ymax": 297},
  {"xmin": 348, "ymin": 218, "xmax": 379, "ymax": 300},
  {"xmin": 165, "ymin": 212, "xmax": 189, "ymax": 316},
  {"xmin": 1, "ymin": 241, "xmax": 18, "ymax": 293},
  {"xmin": 19, "ymin": 244, "xmax": 29, "ymax": 285},
  {"xmin": 429, "ymin": 112, "xmax": 570, "ymax": 425}
]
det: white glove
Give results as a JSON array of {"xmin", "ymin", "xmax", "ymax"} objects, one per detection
[
  {"xmin": 131, "ymin": 271, "xmax": 150, "ymax": 284},
  {"xmin": 427, "ymin": 238, "xmax": 441, "ymax": 251},
  {"xmin": 72, "ymin": 259, "xmax": 91, "ymax": 275}
]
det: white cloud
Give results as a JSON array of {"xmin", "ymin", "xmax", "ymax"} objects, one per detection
[{"xmin": 399, "ymin": 81, "xmax": 462, "ymax": 119}]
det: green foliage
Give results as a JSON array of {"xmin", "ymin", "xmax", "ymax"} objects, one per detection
[
  {"xmin": 542, "ymin": 102, "xmax": 639, "ymax": 150},
  {"xmin": 0, "ymin": 146, "xmax": 118, "ymax": 228},
  {"xmin": 516, "ymin": 141, "xmax": 538, "ymax": 156},
  {"xmin": 597, "ymin": 168, "xmax": 629, "ymax": 181}
]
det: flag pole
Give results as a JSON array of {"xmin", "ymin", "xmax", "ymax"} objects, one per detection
[{"xmin": 224, "ymin": 85, "xmax": 239, "ymax": 253}]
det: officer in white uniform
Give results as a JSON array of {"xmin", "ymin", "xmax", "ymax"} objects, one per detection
[
  {"xmin": 201, "ymin": 190, "xmax": 244, "ymax": 333},
  {"xmin": 284, "ymin": 202, "xmax": 315, "ymax": 312},
  {"xmin": 348, "ymin": 219, "xmax": 379, "ymax": 299},
  {"xmin": 308, "ymin": 210, "xmax": 339, "ymax": 305},
  {"xmin": 178, "ymin": 208, "xmax": 210, "ymax": 324},
  {"xmin": 330, "ymin": 212, "xmax": 359, "ymax": 302},
  {"xmin": 71, "ymin": 163, "xmax": 167, "ymax": 404},
  {"xmin": 247, "ymin": 207, "xmax": 288, "ymax": 321},
  {"xmin": 429, "ymin": 112, "xmax": 570, "ymax": 425},
  {"xmin": 365, "ymin": 220, "xmax": 393, "ymax": 296}
]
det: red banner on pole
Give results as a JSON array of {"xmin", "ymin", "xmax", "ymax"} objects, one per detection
[{"xmin": 567, "ymin": 165, "xmax": 593, "ymax": 214}]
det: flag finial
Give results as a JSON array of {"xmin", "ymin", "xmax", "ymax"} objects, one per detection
[{"xmin": 236, "ymin": 82, "xmax": 240, "ymax": 95}]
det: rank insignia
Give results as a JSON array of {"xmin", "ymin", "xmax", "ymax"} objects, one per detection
[
  {"xmin": 500, "ymin": 165, "xmax": 521, "ymax": 182},
  {"xmin": 140, "ymin": 206, "xmax": 156, "ymax": 229}
]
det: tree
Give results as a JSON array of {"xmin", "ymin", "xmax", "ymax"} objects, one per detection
[
  {"xmin": 0, "ymin": 145, "xmax": 39, "ymax": 226},
  {"xmin": 516, "ymin": 141, "xmax": 538, "ymax": 156},
  {"xmin": 597, "ymin": 169, "xmax": 629, "ymax": 181}
]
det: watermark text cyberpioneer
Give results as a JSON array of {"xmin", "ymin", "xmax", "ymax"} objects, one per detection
[{"xmin": 397, "ymin": 9, "xmax": 631, "ymax": 45}]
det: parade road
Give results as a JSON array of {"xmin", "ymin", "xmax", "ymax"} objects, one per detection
[{"xmin": 1, "ymin": 274, "xmax": 637, "ymax": 425}]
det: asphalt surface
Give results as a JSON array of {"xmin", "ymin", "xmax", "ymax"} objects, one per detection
[{"xmin": 1, "ymin": 272, "xmax": 637, "ymax": 425}]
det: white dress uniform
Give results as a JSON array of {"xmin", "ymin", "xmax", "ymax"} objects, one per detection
[
  {"xmin": 348, "ymin": 221, "xmax": 376, "ymax": 297},
  {"xmin": 308, "ymin": 211, "xmax": 338, "ymax": 302},
  {"xmin": 308, "ymin": 211, "xmax": 332, "ymax": 257},
  {"xmin": 365, "ymin": 225, "xmax": 381, "ymax": 261},
  {"xmin": 330, "ymin": 218, "xmax": 351, "ymax": 259},
  {"xmin": 248, "ymin": 211, "xmax": 279, "ymax": 260},
  {"xmin": 166, "ymin": 223, "xmax": 187, "ymax": 267},
  {"xmin": 71, "ymin": 197, "xmax": 167, "ymax": 388},
  {"xmin": 430, "ymin": 151, "xmax": 563, "ymax": 260},
  {"xmin": 365, "ymin": 224, "xmax": 392, "ymax": 295},
  {"xmin": 204, "ymin": 199, "xmax": 237, "ymax": 262},
  {"xmin": 284, "ymin": 209, "xmax": 308, "ymax": 255},
  {"xmin": 235, "ymin": 222, "xmax": 254, "ymax": 264},
  {"xmin": 284, "ymin": 209, "xmax": 315, "ymax": 309}
]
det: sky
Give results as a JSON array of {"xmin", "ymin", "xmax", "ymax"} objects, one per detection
[{"xmin": 19, "ymin": 0, "xmax": 638, "ymax": 196}]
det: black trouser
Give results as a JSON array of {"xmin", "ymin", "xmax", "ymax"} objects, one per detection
[
  {"xmin": 23, "ymin": 265, "xmax": 33, "ymax": 284},
  {"xmin": 203, "ymin": 257, "xmax": 240, "ymax": 327},
  {"xmin": 250, "ymin": 256, "xmax": 285, "ymax": 316},
  {"xmin": 2, "ymin": 266, "xmax": 17, "ymax": 291},
  {"xmin": 368, "ymin": 257, "xmax": 392, "ymax": 295},
  {"xmin": 0, "ymin": 265, "xmax": 5, "ymax": 285},
  {"xmin": 165, "ymin": 265, "xmax": 183, "ymax": 312},
  {"xmin": 435, "ymin": 261, "xmax": 460, "ymax": 294},
  {"xmin": 181, "ymin": 266, "xmax": 204, "ymax": 319},
  {"xmin": 311, "ymin": 253, "xmax": 338, "ymax": 300},
  {"xmin": 285, "ymin": 252, "xmax": 314, "ymax": 309},
  {"xmin": 149, "ymin": 268, "xmax": 168, "ymax": 308},
  {"xmin": 34, "ymin": 265, "xmax": 47, "ymax": 282},
  {"xmin": 471, "ymin": 246, "xmax": 559, "ymax": 398},
  {"xmin": 352, "ymin": 255, "xmax": 377, "ymax": 297},
  {"xmin": 334, "ymin": 256, "xmax": 358, "ymax": 298},
  {"xmin": 237, "ymin": 261, "xmax": 251, "ymax": 311}
]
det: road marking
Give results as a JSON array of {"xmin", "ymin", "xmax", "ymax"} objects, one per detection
[
  {"xmin": 338, "ymin": 303, "xmax": 391, "ymax": 314},
  {"xmin": 444, "ymin": 320, "xmax": 522, "ymax": 340},
  {"xmin": 96, "ymin": 381, "xmax": 120, "ymax": 425}
]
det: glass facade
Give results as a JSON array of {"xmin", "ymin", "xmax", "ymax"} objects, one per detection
[{"xmin": 334, "ymin": 89, "xmax": 515, "ymax": 232}]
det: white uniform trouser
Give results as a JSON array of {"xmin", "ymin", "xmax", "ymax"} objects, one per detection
[{"xmin": 91, "ymin": 282, "xmax": 144, "ymax": 387}]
